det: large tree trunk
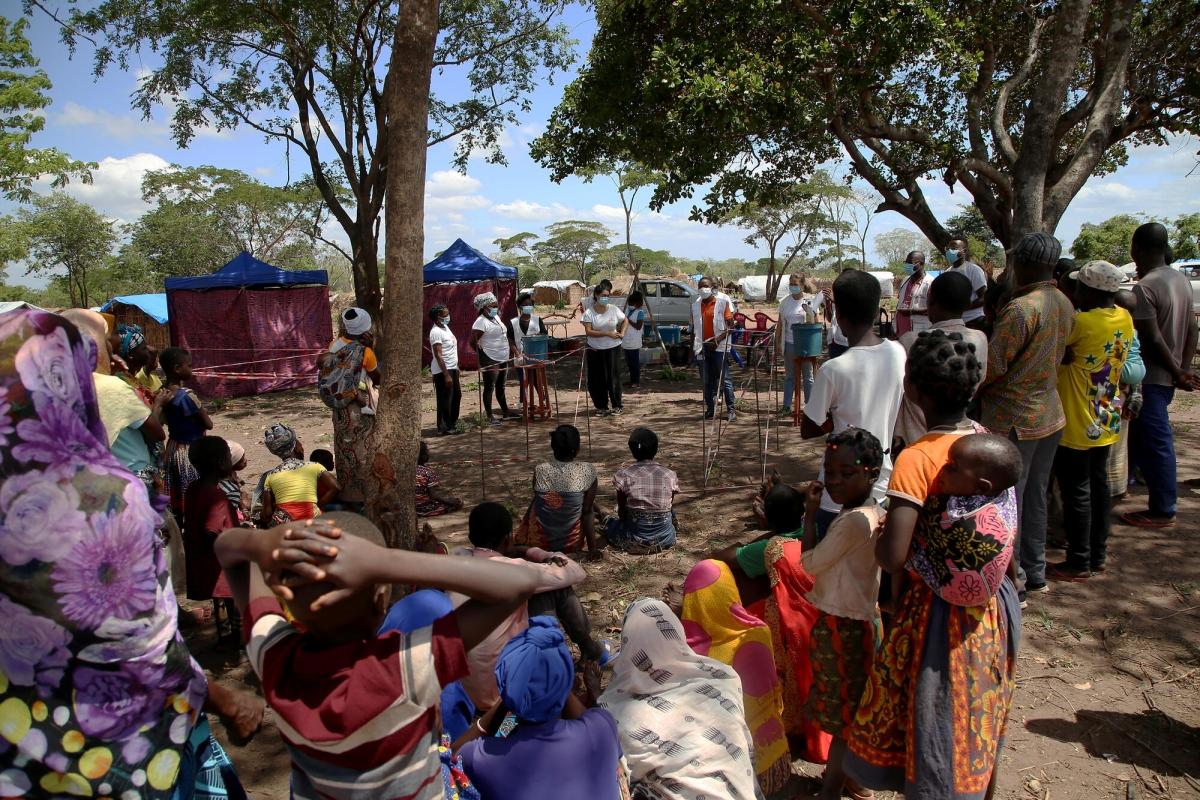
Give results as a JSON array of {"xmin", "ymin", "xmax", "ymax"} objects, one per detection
[
  {"xmin": 367, "ymin": 0, "xmax": 440, "ymax": 551},
  {"xmin": 350, "ymin": 219, "xmax": 383, "ymax": 319}
]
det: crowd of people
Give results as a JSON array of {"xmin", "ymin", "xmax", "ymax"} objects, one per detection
[{"xmin": 1, "ymin": 221, "xmax": 1193, "ymax": 800}]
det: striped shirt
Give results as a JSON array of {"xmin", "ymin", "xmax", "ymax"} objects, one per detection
[{"xmin": 246, "ymin": 598, "xmax": 468, "ymax": 800}]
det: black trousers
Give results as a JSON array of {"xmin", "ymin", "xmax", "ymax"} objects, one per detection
[
  {"xmin": 623, "ymin": 347, "xmax": 641, "ymax": 385},
  {"xmin": 1053, "ymin": 444, "xmax": 1112, "ymax": 571},
  {"xmin": 432, "ymin": 369, "xmax": 461, "ymax": 433},
  {"xmin": 478, "ymin": 352, "xmax": 509, "ymax": 417},
  {"xmin": 586, "ymin": 347, "xmax": 623, "ymax": 411}
]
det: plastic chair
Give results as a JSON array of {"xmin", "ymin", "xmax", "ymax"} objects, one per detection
[{"xmin": 753, "ymin": 312, "xmax": 773, "ymax": 331}]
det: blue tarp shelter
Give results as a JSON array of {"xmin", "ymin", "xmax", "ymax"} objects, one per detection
[
  {"xmin": 165, "ymin": 252, "xmax": 332, "ymax": 397},
  {"xmin": 422, "ymin": 239, "xmax": 519, "ymax": 370},
  {"xmin": 101, "ymin": 293, "xmax": 171, "ymax": 351}
]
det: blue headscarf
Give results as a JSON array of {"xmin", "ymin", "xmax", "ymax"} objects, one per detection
[
  {"xmin": 116, "ymin": 323, "xmax": 145, "ymax": 359},
  {"xmin": 494, "ymin": 616, "xmax": 574, "ymax": 723}
]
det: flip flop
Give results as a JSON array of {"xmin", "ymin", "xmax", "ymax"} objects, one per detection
[{"xmin": 1119, "ymin": 511, "xmax": 1176, "ymax": 529}]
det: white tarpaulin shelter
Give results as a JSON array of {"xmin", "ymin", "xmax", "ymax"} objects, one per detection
[
  {"xmin": 869, "ymin": 270, "xmax": 897, "ymax": 298},
  {"xmin": 736, "ymin": 275, "xmax": 789, "ymax": 302},
  {"xmin": 0, "ymin": 301, "xmax": 44, "ymax": 315}
]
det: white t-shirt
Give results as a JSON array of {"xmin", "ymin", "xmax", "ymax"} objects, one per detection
[
  {"xmin": 778, "ymin": 293, "xmax": 825, "ymax": 346},
  {"xmin": 953, "ymin": 261, "xmax": 989, "ymax": 322},
  {"xmin": 582, "ymin": 305, "xmax": 626, "ymax": 350},
  {"xmin": 509, "ymin": 315, "xmax": 543, "ymax": 356},
  {"xmin": 805, "ymin": 340, "xmax": 906, "ymax": 513},
  {"xmin": 622, "ymin": 308, "xmax": 645, "ymax": 349},
  {"xmin": 428, "ymin": 324, "xmax": 458, "ymax": 374},
  {"xmin": 471, "ymin": 314, "xmax": 510, "ymax": 362}
]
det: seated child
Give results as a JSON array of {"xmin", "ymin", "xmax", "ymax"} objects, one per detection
[
  {"xmin": 900, "ymin": 433, "xmax": 1023, "ymax": 608},
  {"xmin": 796, "ymin": 428, "xmax": 886, "ymax": 800},
  {"xmin": 455, "ymin": 618, "xmax": 623, "ymax": 800},
  {"xmin": 416, "ymin": 439, "xmax": 465, "ymax": 517},
  {"xmin": 455, "ymin": 501, "xmax": 606, "ymax": 709},
  {"xmin": 597, "ymin": 427, "xmax": 679, "ymax": 553},
  {"xmin": 214, "ymin": 512, "xmax": 542, "ymax": 800},
  {"xmin": 310, "ymin": 448, "xmax": 335, "ymax": 472}
]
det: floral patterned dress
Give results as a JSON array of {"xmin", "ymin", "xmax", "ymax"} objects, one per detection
[{"xmin": 0, "ymin": 310, "xmax": 218, "ymax": 799}]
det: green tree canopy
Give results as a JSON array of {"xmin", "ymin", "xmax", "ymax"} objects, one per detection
[
  {"xmin": 532, "ymin": 220, "xmax": 614, "ymax": 284},
  {"xmin": 10, "ymin": 192, "xmax": 117, "ymax": 307},
  {"xmin": 126, "ymin": 165, "xmax": 330, "ymax": 280},
  {"xmin": 1070, "ymin": 214, "xmax": 1142, "ymax": 264},
  {"xmin": 1171, "ymin": 213, "xmax": 1200, "ymax": 261},
  {"xmin": 532, "ymin": 0, "xmax": 1200, "ymax": 255},
  {"xmin": 0, "ymin": 16, "xmax": 93, "ymax": 202},
  {"xmin": 874, "ymin": 228, "xmax": 930, "ymax": 269},
  {"xmin": 61, "ymin": 0, "xmax": 576, "ymax": 316}
]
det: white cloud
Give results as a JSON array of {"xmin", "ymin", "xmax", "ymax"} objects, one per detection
[
  {"xmin": 58, "ymin": 102, "xmax": 168, "ymax": 141},
  {"xmin": 1076, "ymin": 181, "xmax": 1136, "ymax": 202},
  {"xmin": 492, "ymin": 200, "xmax": 574, "ymax": 220},
  {"xmin": 590, "ymin": 203, "xmax": 628, "ymax": 223},
  {"xmin": 252, "ymin": 166, "xmax": 274, "ymax": 178},
  {"xmin": 426, "ymin": 170, "xmax": 482, "ymax": 197},
  {"xmin": 423, "ymin": 170, "xmax": 488, "ymax": 222},
  {"xmin": 53, "ymin": 153, "xmax": 171, "ymax": 223}
]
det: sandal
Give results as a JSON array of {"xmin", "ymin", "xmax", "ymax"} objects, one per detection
[{"xmin": 1119, "ymin": 511, "xmax": 1176, "ymax": 529}]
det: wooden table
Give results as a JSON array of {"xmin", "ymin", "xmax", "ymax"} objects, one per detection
[{"xmin": 518, "ymin": 361, "xmax": 552, "ymax": 421}]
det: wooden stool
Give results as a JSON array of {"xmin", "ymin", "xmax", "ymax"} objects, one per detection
[
  {"xmin": 792, "ymin": 355, "xmax": 823, "ymax": 427},
  {"xmin": 520, "ymin": 362, "xmax": 552, "ymax": 421}
]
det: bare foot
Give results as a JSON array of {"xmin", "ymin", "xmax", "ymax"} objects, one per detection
[{"xmin": 662, "ymin": 582, "xmax": 683, "ymax": 618}]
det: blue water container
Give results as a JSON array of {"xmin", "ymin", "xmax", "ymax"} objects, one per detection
[
  {"xmin": 791, "ymin": 323, "xmax": 824, "ymax": 356},
  {"xmin": 659, "ymin": 325, "xmax": 682, "ymax": 345},
  {"xmin": 523, "ymin": 335, "xmax": 550, "ymax": 361}
]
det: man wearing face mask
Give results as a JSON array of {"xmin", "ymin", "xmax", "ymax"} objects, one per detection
[
  {"xmin": 944, "ymin": 238, "xmax": 989, "ymax": 330},
  {"xmin": 895, "ymin": 250, "xmax": 932, "ymax": 337},
  {"xmin": 691, "ymin": 276, "xmax": 737, "ymax": 421},
  {"xmin": 776, "ymin": 271, "xmax": 823, "ymax": 413}
]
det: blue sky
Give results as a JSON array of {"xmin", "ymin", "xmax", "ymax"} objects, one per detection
[{"xmin": 9, "ymin": 4, "xmax": 1200, "ymax": 288}]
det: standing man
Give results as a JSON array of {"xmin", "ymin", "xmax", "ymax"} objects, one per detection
[
  {"xmin": 945, "ymin": 238, "xmax": 989, "ymax": 330},
  {"xmin": 1121, "ymin": 222, "xmax": 1198, "ymax": 529},
  {"xmin": 691, "ymin": 275, "xmax": 737, "ymax": 421},
  {"xmin": 976, "ymin": 233, "xmax": 1074, "ymax": 600},
  {"xmin": 895, "ymin": 250, "xmax": 933, "ymax": 337}
]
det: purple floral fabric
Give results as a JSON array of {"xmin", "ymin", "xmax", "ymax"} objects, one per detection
[{"xmin": 0, "ymin": 309, "xmax": 206, "ymax": 799}]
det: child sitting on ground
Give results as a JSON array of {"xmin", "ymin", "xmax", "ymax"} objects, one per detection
[
  {"xmin": 214, "ymin": 512, "xmax": 541, "ymax": 800},
  {"xmin": 455, "ymin": 502, "xmax": 607, "ymax": 708},
  {"xmin": 896, "ymin": 432, "xmax": 1023, "ymax": 610},
  {"xmin": 796, "ymin": 427, "xmax": 887, "ymax": 800},
  {"xmin": 596, "ymin": 427, "xmax": 679, "ymax": 553},
  {"xmin": 416, "ymin": 439, "xmax": 465, "ymax": 517}
]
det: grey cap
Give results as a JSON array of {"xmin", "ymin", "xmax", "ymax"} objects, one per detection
[{"xmin": 1012, "ymin": 232, "xmax": 1062, "ymax": 269}]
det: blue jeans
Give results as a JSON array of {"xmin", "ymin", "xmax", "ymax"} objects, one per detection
[
  {"xmin": 1130, "ymin": 383, "xmax": 1177, "ymax": 516},
  {"xmin": 700, "ymin": 348, "xmax": 735, "ymax": 415},
  {"xmin": 782, "ymin": 346, "xmax": 814, "ymax": 409},
  {"xmin": 1010, "ymin": 428, "xmax": 1062, "ymax": 589}
]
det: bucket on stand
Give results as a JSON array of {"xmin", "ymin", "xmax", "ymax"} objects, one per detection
[
  {"xmin": 523, "ymin": 335, "xmax": 550, "ymax": 362},
  {"xmin": 791, "ymin": 323, "xmax": 824, "ymax": 356},
  {"xmin": 659, "ymin": 325, "xmax": 682, "ymax": 345}
]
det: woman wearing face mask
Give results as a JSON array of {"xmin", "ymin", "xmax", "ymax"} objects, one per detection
[
  {"xmin": 581, "ymin": 284, "xmax": 627, "ymax": 415},
  {"xmin": 510, "ymin": 291, "xmax": 548, "ymax": 415},
  {"xmin": 428, "ymin": 303, "xmax": 462, "ymax": 435},
  {"xmin": 471, "ymin": 292, "xmax": 518, "ymax": 424},
  {"xmin": 895, "ymin": 250, "xmax": 932, "ymax": 337},
  {"xmin": 776, "ymin": 271, "xmax": 824, "ymax": 414}
]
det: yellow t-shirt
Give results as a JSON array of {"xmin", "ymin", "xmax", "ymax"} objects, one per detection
[
  {"xmin": 1057, "ymin": 306, "xmax": 1133, "ymax": 450},
  {"xmin": 136, "ymin": 368, "xmax": 163, "ymax": 393},
  {"xmin": 264, "ymin": 462, "xmax": 327, "ymax": 504}
]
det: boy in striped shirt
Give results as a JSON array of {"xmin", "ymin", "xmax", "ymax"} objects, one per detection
[{"xmin": 216, "ymin": 513, "xmax": 541, "ymax": 800}]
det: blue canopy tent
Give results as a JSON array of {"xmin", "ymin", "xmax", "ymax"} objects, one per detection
[
  {"xmin": 165, "ymin": 252, "xmax": 332, "ymax": 397},
  {"xmin": 101, "ymin": 293, "xmax": 171, "ymax": 352},
  {"xmin": 422, "ymin": 239, "xmax": 519, "ymax": 370}
]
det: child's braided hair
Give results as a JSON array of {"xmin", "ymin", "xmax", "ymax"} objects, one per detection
[
  {"xmin": 826, "ymin": 426, "xmax": 884, "ymax": 472},
  {"xmin": 906, "ymin": 329, "xmax": 981, "ymax": 415}
]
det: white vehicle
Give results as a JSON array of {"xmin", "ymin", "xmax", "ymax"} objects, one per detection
[
  {"xmin": 1117, "ymin": 260, "xmax": 1200, "ymax": 314},
  {"xmin": 589, "ymin": 278, "xmax": 700, "ymax": 325}
]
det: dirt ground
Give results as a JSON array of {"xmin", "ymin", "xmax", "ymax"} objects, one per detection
[{"xmin": 189, "ymin": 340, "xmax": 1200, "ymax": 800}]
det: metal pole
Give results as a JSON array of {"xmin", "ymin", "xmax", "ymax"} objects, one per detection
[{"xmin": 477, "ymin": 367, "xmax": 486, "ymax": 498}]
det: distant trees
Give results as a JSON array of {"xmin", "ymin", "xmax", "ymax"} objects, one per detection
[
  {"xmin": 532, "ymin": 220, "xmax": 615, "ymax": 284},
  {"xmin": 875, "ymin": 229, "xmax": 930, "ymax": 270},
  {"xmin": 7, "ymin": 193, "xmax": 117, "ymax": 307}
]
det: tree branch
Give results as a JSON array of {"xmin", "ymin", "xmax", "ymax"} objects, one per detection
[{"xmin": 993, "ymin": 17, "xmax": 1047, "ymax": 167}]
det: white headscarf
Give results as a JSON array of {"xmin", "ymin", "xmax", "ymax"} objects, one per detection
[
  {"xmin": 473, "ymin": 292, "xmax": 497, "ymax": 312},
  {"xmin": 342, "ymin": 307, "xmax": 372, "ymax": 336},
  {"xmin": 599, "ymin": 599, "xmax": 763, "ymax": 800}
]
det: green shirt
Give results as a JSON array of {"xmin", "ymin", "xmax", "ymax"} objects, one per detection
[{"xmin": 735, "ymin": 527, "xmax": 804, "ymax": 578}]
